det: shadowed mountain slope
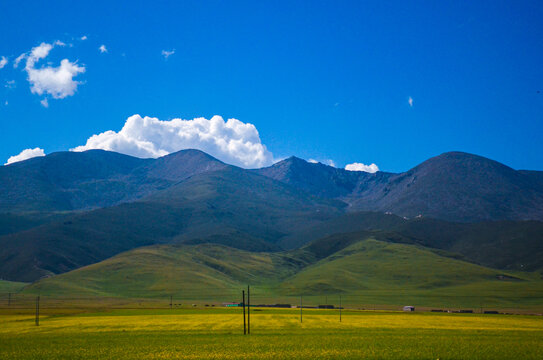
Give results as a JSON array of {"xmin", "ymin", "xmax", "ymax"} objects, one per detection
[
  {"xmin": 259, "ymin": 152, "xmax": 543, "ymax": 222},
  {"xmin": 394, "ymin": 218, "xmax": 543, "ymax": 271},
  {"xmin": 0, "ymin": 167, "xmax": 343, "ymax": 282},
  {"xmin": 254, "ymin": 156, "xmax": 371, "ymax": 198},
  {"xmin": 0, "ymin": 149, "xmax": 227, "ymax": 212}
]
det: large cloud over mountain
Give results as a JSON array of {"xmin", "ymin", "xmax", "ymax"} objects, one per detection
[
  {"xmin": 71, "ymin": 114, "xmax": 274, "ymax": 168},
  {"xmin": 5, "ymin": 147, "xmax": 45, "ymax": 165}
]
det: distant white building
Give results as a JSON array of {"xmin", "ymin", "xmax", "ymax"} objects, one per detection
[{"xmin": 403, "ymin": 306, "xmax": 415, "ymax": 312}]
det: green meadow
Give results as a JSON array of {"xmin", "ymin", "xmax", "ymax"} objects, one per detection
[{"xmin": 1, "ymin": 308, "xmax": 542, "ymax": 359}]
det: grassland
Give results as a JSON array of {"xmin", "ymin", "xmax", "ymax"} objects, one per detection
[{"xmin": 1, "ymin": 307, "xmax": 542, "ymax": 359}]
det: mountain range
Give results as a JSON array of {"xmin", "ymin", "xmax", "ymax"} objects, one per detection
[{"xmin": 1, "ymin": 149, "xmax": 542, "ymax": 290}]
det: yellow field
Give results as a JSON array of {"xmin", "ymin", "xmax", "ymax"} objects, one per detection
[{"xmin": 1, "ymin": 308, "xmax": 543, "ymax": 359}]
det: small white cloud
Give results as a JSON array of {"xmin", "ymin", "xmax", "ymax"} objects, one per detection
[
  {"xmin": 0, "ymin": 56, "xmax": 7, "ymax": 69},
  {"xmin": 14, "ymin": 42, "xmax": 85, "ymax": 101},
  {"xmin": 161, "ymin": 49, "xmax": 175, "ymax": 59},
  {"xmin": 99, "ymin": 45, "xmax": 108, "ymax": 53},
  {"xmin": 345, "ymin": 162, "xmax": 379, "ymax": 173},
  {"xmin": 5, "ymin": 147, "xmax": 46, "ymax": 165},
  {"xmin": 13, "ymin": 53, "xmax": 26, "ymax": 68},
  {"xmin": 5, "ymin": 80, "xmax": 15, "ymax": 89},
  {"xmin": 307, "ymin": 158, "xmax": 336, "ymax": 167},
  {"xmin": 80, "ymin": 35, "xmax": 88, "ymax": 40},
  {"xmin": 72, "ymin": 114, "xmax": 274, "ymax": 168},
  {"xmin": 20, "ymin": 41, "xmax": 85, "ymax": 100},
  {"xmin": 40, "ymin": 98, "xmax": 49, "ymax": 108},
  {"xmin": 26, "ymin": 58, "xmax": 85, "ymax": 99},
  {"xmin": 4, "ymin": 100, "xmax": 8, "ymax": 106},
  {"xmin": 408, "ymin": 96, "xmax": 413, "ymax": 107}
]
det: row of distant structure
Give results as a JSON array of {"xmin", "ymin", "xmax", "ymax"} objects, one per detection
[{"xmin": 222, "ymin": 302, "xmax": 342, "ymax": 309}]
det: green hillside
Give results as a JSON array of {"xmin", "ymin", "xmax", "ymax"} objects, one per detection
[
  {"xmin": 281, "ymin": 238, "xmax": 543, "ymax": 307},
  {"xmin": 24, "ymin": 233, "xmax": 543, "ymax": 308},
  {"xmin": 0, "ymin": 280, "xmax": 28, "ymax": 293},
  {"xmin": 25, "ymin": 244, "xmax": 311, "ymax": 298}
]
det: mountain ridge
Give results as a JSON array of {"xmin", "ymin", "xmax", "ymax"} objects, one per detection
[{"xmin": 1, "ymin": 149, "xmax": 542, "ymax": 283}]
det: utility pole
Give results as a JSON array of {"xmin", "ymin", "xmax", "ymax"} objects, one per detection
[
  {"xmin": 242, "ymin": 290, "xmax": 247, "ymax": 335},
  {"xmin": 35, "ymin": 296, "xmax": 40, "ymax": 326},
  {"xmin": 247, "ymin": 285, "xmax": 250, "ymax": 334},
  {"xmin": 300, "ymin": 295, "xmax": 303, "ymax": 323},
  {"xmin": 170, "ymin": 295, "xmax": 172, "ymax": 309},
  {"xmin": 339, "ymin": 295, "xmax": 342, "ymax": 322}
]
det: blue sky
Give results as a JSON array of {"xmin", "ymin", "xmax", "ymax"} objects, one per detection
[{"xmin": 1, "ymin": 0, "xmax": 542, "ymax": 171}]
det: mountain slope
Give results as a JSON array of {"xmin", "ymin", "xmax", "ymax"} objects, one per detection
[
  {"xmin": 1, "ymin": 148, "xmax": 543, "ymax": 284},
  {"xmin": 348, "ymin": 151, "xmax": 543, "ymax": 222},
  {"xmin": 0, "ymin": 149, "xmax": 227, "ymax": 213},
  {"xmin": 260, "ymin": 152, "xmax": 543, "ymax": 222},
  {"xmin": 0, "ymin": 167, "xmax": 343, "ymax": 282},
  {"xmin": 394, "ymin": 218, "xmax": 543, "ymax": 271},
  {"xmin": 0, "ymin": 150, "xmax": 149, "ymax": 212},
  {"xmin": 146, "ymin": 166, "xmax": 345, "ymax": 242},
  {"xmin": 254, "ymin": 156, "xmax": 371, "ymax": 198}
]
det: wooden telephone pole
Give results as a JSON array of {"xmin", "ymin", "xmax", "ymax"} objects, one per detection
[
  {"xmin": 339, "ymin": 295, "xmax": 342, "ymax": 322},
  {"xmin": 242, "ymin": 290, "xmax": 246, "ymax": 335},
  {"xmin": 35, "ymin": 296, "xmax": 40, "ymax": 326},
  {"xmin": 247, "ymin": 285, "xmax": 250, "ymax": 334},
  {"xmin": 300, "ymin": 295, "xmax": 303, "ymax": 323}
]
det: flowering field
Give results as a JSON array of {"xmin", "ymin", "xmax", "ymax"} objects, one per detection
[{"xmin": 1, "ymin": 308, "xmax": 542, "ymax": 359}]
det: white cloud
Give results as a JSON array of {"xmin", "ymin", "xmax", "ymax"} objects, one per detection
[
  {"xmin": 26, "ymin": 58, "xmax": 85, "ymax": 99},
  {"xmin": 80, "ymin": 35, "xmax": 88, "ymax": 40},
  {"xmin": 408, "ymin": 96, "xmax": 413, "ymax": 107},
  {"xmin": 5, "ymin": 80, "xmax": 15, "ymax": 89},
  {"xmin": 40, "ymin": 98, "xmax": 49, "ymax": 108},
  {"xmin": 307, "ymin": 158, "xmax": 336, "ymax": 167},
  {"xmin": 5, "ymin": 148, "xmax": 46, "ymax": 165},
  {"xmin": 13, "ymin": 53, "xmax": 26, "ymax": 68},
  {"xmin": 54, "ymin": 40, "xmax": 66, "ymax": 47},
  {"xmin": 29, "ymin": 42, "xmax": 53, "ymax": 62},
  {"xmin": 345, "ymin": 162, "xmax": 379, "ymax": 173},
  {"xmin": 0, "ymin": 56, "xmax": 7, "ymax": 69},
  {"xmin": 72, "ymin": 114, "xmax": 274, "ymax": 168},
  {"xmin": 99, "ymin": 45, "xmax": 107, "ymax": 53},
  {"xmin": 161, "ymin": 49, "xmax": 175, "ymax": 59},
  {"xmin": 22, "ymin": 42, "xmax": 85, "ymax": 99}
]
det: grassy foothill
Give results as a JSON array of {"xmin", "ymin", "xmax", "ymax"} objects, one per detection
[{"xmin": 1, "ymin": 308, "xmax": 542, "ymax": 359}]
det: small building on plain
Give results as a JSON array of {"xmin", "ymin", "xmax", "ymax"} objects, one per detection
[{"xmin": 403, "ymin": 306, "xmax": 415, "ymax": 312}]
